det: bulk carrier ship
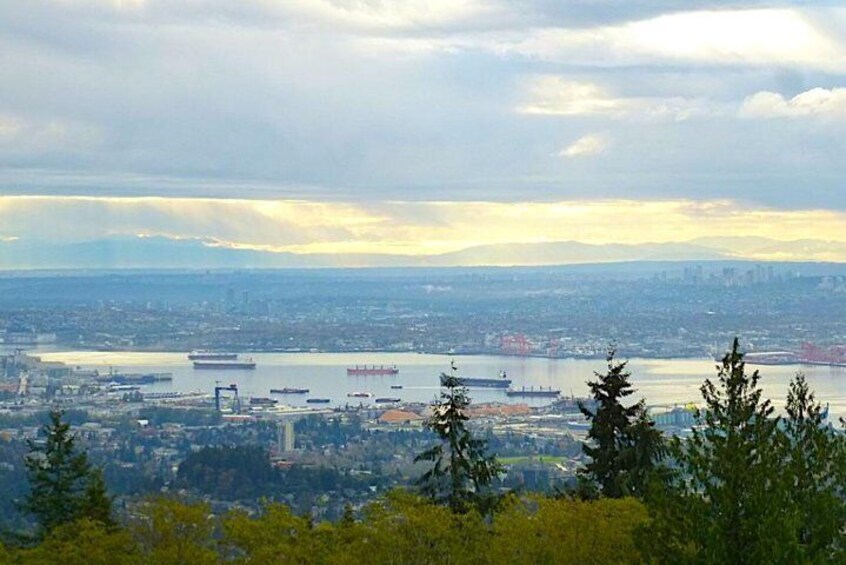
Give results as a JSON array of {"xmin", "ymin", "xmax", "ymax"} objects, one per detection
[
  {"xmin": 442, "ymin": 370, "xmax": 512, "ymax": 389},
  {"xmin": 193, "ymin": 359, "xmax": 256, "ymax": 370},
  {"xmin": 187, "ymin": 351, "xmax": 238, "ymax": 361},
  {"xmin": 346, "ymin": 365, "xmax": 399, "ymax": 376}
]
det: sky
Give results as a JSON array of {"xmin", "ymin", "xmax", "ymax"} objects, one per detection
[{"xmin": 1, "ymin": 1, "xmax": 846, "ymax": 265}]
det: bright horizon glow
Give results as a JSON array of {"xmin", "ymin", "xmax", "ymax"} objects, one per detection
[{"xmin": 1, "ymin": 195, "xmax": 846, "ymax": 263}]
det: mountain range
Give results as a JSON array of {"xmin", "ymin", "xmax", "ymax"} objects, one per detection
[{"xmin": 2, "ymin": 236, "xmax": 846, "ymax": 270}]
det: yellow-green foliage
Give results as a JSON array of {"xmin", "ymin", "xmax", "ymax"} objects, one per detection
[
  {"xmin": 13, "ymin": 519, "xmax": 139, "ymax": 565},
  {"xmin": 224, "ymin": 503, "xmax": 332, "ymax": 564},
  {"xmin": 4, "ymin": 494, "xmax": 649, "ymax": 564},
  {"xmin": 342, "ymin": 491, "xmax": 489, "ymax": 565},
  {"xmin": 490, "ymin": 495, "xmax": 649, "ymax": 564},
  {"xmin": 0, "ymin": 542, "xmax": 12, "ymax": 565},
  {"xmin": 131, "ymin": 497, "xmax": 220, "ymax": 565},
  {"xmin": 221, "ymin": 491, "xmax": 647, "ymax": 565}
]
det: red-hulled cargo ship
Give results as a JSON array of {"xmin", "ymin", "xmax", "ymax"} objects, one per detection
[{"xmin": 346, "ymin": 365, "xmax": 399, "ymax": 376}]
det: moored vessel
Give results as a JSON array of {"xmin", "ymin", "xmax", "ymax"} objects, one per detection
[
  {"xmin": 443, "ymin": 370, "xmax": 511, "ymax": 389},
  {"xmin": 270, "ymin": 387, "xmax": 309, "ymax": 394},
  {"xmin": 347, "ymin": 365, "xmax": 399, "ymax": 376},
  {"xmin": 193, "ymin": 359, "xmax": 256, "ymax": 370},
  {"xmin": 188, "ymin": 351, "xmax": 238, "ymax": 361},
  {"xmin": 506, "ymin": 386, "xmax": 561, "ymax": 398},
  {"xmin": 249, "ymin": 397, "xmax": 278, "ymax": 406}
]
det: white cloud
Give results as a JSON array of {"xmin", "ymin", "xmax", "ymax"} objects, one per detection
[
  {"xmin": 559, "ymin": 134, "xmax": 608, "ymax": 158},
  {"xmin": 739, "ymin": 87, "xmax": 846, "ymax": 119},
  {"xmin": 518, "ymin": 76, "xmax": 719, "ymax": 120},
  {"xmin": 503, "ymin": 9, "xmax": 846, "ymax": 72}
]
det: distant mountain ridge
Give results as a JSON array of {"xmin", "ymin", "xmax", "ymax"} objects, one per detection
[{"xmin": 2, "ymin": 235, "xmax": 846, "ymax": 269}]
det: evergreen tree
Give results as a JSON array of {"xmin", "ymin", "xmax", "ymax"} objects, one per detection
[
  {"xmin": 579, "ymin": 347, "xmax": 662, "ymax": 498},
  {"xmin": 21, "ymin": 410, "xmax": 113, "ymax": 534},
  {"xmin": 415, "ymin": 362, "xmax": 503, "ymax": 514},
  {"xmin": 80, "ymin": 468, "xmax": 114, "ymax": 528},
  {"xmin": 654, "ymin": 338, "xmax": 798, "ymax": 564},
  {"xmin": 782, "ymin": 374, "xmax": 846, "ymax": 561}
]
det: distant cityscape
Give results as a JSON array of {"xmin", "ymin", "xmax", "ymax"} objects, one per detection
[
  {"xmin": 1, "ymin": 262, "xmax": 845, "ymax": 526},
  {"xmin": 1, "ymin": 263, "xmax": 845, "ymax": 359}
]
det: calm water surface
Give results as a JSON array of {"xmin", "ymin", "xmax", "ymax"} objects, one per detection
[{"xmin": 32, "ymin": 350, "xmax": 846, "ymax": 421}]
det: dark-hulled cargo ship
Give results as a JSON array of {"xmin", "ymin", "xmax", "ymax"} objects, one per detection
[
  {"xmin": 506, "ymin": 386, "xmax": 561, "ymax": 398},
  {"xmin": 347, "ymin": 365, "xmax": 399, "ymax": 376},
  {"xmin": 188, "ymin": 351, "xmax": 238, "ymax": 361},
  {"xmin": 270, "ymin": 387, "xmax": 309, "ymax": 394},
  {"xmin": 442, "ymin": 370, "xmax": 512, "ymax": 389},
  {"xmin": 193, "ymin": 360, "xmax": 256, "ymax": 370}
]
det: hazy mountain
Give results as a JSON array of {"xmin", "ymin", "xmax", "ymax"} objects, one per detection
[
  {"xmin": 2, "ymin": 235, "xmax": 845, "ymax": 270},
  {"xmin": 425, "ymin": 241, "xmax": 728, "ymax": 266}
]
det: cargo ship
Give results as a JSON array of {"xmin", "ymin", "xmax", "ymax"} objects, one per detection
[
  {"xmin": 249, "ymin": 397, "xmax": 278, "ymax": 406},
  {"xmin": 188, "ymin": 351, "xmax": 238, "ymax": 361},
  {"xmin": 270, "ymin": 387, "xmax": 309, "ymax": 394},
  {"xmin": 375, "ymin": 397, "xmax": 401, "ymax": 404},
  {"xmin": 97, "ymin": 372, "xmax": 173, "ymax": 384},
  {"xmin": 347, "ymin": 365, "xmax": 399, "ymax": 376},
  {"xmin": 442, "ymin": 370, "xmax": 512, "ymax": 389},
  {"xmin": 306, "ymin": 398, "xmax": 331, "ymax": 404},
  {"xmin": 193, "ymin": 359, "xmax": 256, "ymax": 370},
  {"xmin": 506, "ymin": 386, "xmax": 561, "ymax": 398}
]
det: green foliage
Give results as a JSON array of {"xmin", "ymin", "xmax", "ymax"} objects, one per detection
[
  {"xmin": 176, "ymin": 445, "xmax": 370, "ymax": 503},
  {"xmin": 177, "ymin": 445, "xmax": 277, "ymax": 500},
  {"xmin": 579, "ymin": 348, "xmax": 663, "ymax": 498},
  {"xmin": 782, "ymin": 374, "xmax": 846, "ymax": 562},
  {"xmin": 0, "ymin": 542, "xmax": 11, "ymax": 565},
  {"xmin": 491, "ymin": 495, "xmax": 649, "ymax": 564},
  {"xmin": 21, "ymin": 410, "xmax": 113, "ymax": 535},
  {"xmin": 131, "ymin": 497, "xmax": 219, "ymax": 565},
  {"xmin": 416, "ymin": 363, "xmax": 503, "ymax": 514},
  {"xmin": 13, "ymin": 518, "xmax": 139, "ymax": 565},
  {"xmin": 646, "ymin": 338, "xmax": 801, "ymax": 563},
  {"xmin": 224, "ymin": 503, "xmax": 331, "ymax": 564},
  {"xmin": 349, "ymin": 490, "xmax": 489, "ymax": 565}
]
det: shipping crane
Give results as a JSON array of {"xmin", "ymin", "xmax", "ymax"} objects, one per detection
[{"xmin": 214, "ymin": 383, "xmax": 241, "ymax": 413}]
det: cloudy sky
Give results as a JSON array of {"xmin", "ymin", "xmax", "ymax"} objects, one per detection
[{"xmin": 1, "ymin": 1, "xmax": 846, "ymax": 265}]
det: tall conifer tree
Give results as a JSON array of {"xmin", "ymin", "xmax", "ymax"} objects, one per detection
[
  {"xmin": 579, "ymin": 348, "xmax": 662, "ymax": 498},
  {"xmin": 415, "ymin": 362, "xmax": 502, "ymax": 513},
  {"xmin": 22, "ymin": 410, "xmax": 113, "ymax": 534}
]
